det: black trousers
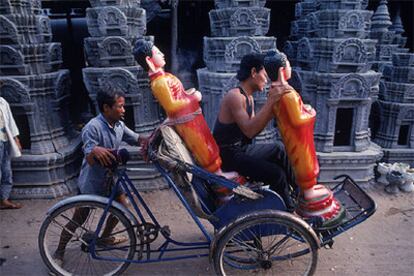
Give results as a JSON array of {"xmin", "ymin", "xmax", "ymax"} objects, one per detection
[{"xmin": 220, "ymin": 142, "xmax": 296, "ymax": 206}]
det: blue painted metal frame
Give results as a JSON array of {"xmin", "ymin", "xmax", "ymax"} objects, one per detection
[
  {"xmin": 87, "ymin": 162, "xmax": 213, "ymax": 264},
  {"xmin": 73, "ymin": 158, "xmax": 376, "ymax": 266}
]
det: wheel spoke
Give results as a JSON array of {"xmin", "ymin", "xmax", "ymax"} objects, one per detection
[{"xmin": 39, "ymin": 201, "xmax": 136, "ymax": 276}]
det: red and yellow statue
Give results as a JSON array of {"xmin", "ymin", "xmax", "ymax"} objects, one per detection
[
  {"xmin": 133, "ymin": 40, "xmax": 223, "ymax": 174},
  {"xmin": 264, "ymin": 51, "xmax": 344, "ymax": 224}
]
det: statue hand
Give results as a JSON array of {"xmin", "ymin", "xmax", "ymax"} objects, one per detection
[{"xmin": 185, "ymin": 88, "xmax": 202, "ymax": 102}]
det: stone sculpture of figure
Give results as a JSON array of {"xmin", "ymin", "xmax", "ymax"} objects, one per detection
[
  {"xmin": 264, "ymin": 50, "xmax": 344, "ymax": 224},
  {"xmin": 133, "ymin": 40, "xmax": 223, "ymax": 174}
]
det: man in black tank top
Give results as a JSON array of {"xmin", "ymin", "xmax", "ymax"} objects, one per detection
[{"xmin": 213, "ymin": 53, "xmax": 297, "ymax": 210}]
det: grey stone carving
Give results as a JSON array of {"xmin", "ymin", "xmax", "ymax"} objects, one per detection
[
  {"xmin": 82, "ymin": 0, "xmax": 165, "ymax": 190},
  {"xmin": 209, "ymin": 7, "xmax": 270, "ymax": 37},
  {"xmin": 284, "ymin": 0, "xmax": 383, "ymax": 185},
  {"xmin": 214, "ymin": 0, "xmax": 266, "ymax": 10},
  {"xmin": 197, "ymin": 0, "xmax": 277, "ymax": 142},
  {"xmin": 0, "ymin": 0, "xmax": 82, "ymax": 198},
  {"xmin": 368, "ymin": 0, "xmax": 413, "ymax": 166},
  {"xmin": 373, "ymin": 52, "xmax": 414, "ymax": 165}
]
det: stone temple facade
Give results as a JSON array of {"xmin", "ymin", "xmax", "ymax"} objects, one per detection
[
  {"xmin": 284, "ymin": 0, "xmax": 383, "ymax": 185},
  {"xmin": 369, "ymin": 1, "xmax": 414, "ymax": 166},
  {"xmin": 197, "ymin": 0, "xmax": 277, "ymax": 143},
  {"xmin": 0, "ymin": 0, "xmax": 82, "ymax": 198},
  {"xmin": 82, "ymin": 0, "xmax": 166, "ymax": 190}
]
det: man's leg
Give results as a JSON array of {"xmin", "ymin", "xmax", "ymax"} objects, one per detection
[
  {"xmin": 234, "ymin": 144, "xmax": 296, "ymax": 210},
  {"xmin": 246, "ymin": 142, "xmax": 296, "ymax": 188},
  {"xmin": 0, "ymin": 141, "xmax": 21, "ymax": 209},
  {"xmin": 99, "ymin": 194, "xmax": 129, "ymax": 244},
  {"xmin": 54, "ymin": 207, "xmax": 91, "ymax": 260}
]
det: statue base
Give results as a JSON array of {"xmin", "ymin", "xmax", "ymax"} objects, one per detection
[{"xmin": 296, "ymin": 184, "xmax": 345, "ymax": 227}]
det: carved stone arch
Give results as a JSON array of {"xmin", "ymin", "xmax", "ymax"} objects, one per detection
[
  {"xmin": 99, "ymin": 36, "xmax": 129, "ymax": 56},
  {"xmin": 0, "ymin": 45, "xmax": 24, "ymax": 65},
  {"xmin": 0, "ymin": 15, "xmax": 17, "ymax": 37},
  {"xmin": 97, "ymin": 7, "xmax": 127, "ymax": 36},
  {"xmin": 332, "ymin": 73, "xmax": 370, "ymax": 99},
  {"xmin": 381, "ymin": 45, "xmax": 393, "ymax": 58},
  {"xmin": 339, "ymin": 11, "xmax": 364, "ymax": 30},
  {"xmin": 37, "ymin": 16, "xmax": 51, "ymax": 35},
  {"xmin": 225, "ymin": 37, "xmax": 261, "ymax": 63},
  {"xmin": 307, "ymin": 13, "xmax": 318, "ymax": 32},
  {"xmin": 54, "ymin": 71, "xmax": 71, "ymax": 99},
  {"xmin": 333, "ymin": 38, "xmax": 367, "ymax": 64},
  {"xmin": 230, "ymin": 8, "xmax": 258, "ymax": 30},
  {"xmin": 48, "ymin": 43, "xmax": 62, "ymax": 63},
  {"xmin": 297, "ymin": 37, "xmax": 313, "ymax": 61},
  {"xmin": 0, "ymin": 78, "xmax": 30, "ymax": 103},
  {"xmin": 384, "ymin": 31, "xmax": 393, "ymax": 42},
  {"xmin": 98, "ymin": 68, "xmax": 138, "ymax": 96}
]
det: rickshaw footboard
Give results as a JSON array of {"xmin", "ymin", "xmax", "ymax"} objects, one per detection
[{"xmin": 311, "ymin": 175, "xmax": 376, "ymax": 245}]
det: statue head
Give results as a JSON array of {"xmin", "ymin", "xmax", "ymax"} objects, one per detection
[
  {"xmin": 264, "ymin": 50, "xmax": 291, "ymax": 83},
  {"xmin": 236, "ymin": 53, "xmax": 265, "ymax": 81},
  {"xmin": 133, "ymin": 39, "xmax": 166, "ymax": 73}
]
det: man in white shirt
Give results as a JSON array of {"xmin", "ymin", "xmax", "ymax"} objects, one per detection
[{"xmin": 0, "ymin": 96, "xmax": 22, "ymax": 209}]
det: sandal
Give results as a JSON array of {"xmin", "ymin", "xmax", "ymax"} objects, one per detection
[{"xmin": 97, "ymin": 235, "xmax": 128, "ymax": 246}]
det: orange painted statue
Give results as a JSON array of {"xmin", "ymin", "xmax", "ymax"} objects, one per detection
[
  {"xmin": 133, "ymin": 40, "xmax": 222, "ymax": 173},
  {"xmin": 264, "ymin": 51, "xmax": 344, "ymax": 223}
]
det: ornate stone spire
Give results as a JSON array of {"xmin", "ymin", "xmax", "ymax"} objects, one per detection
[
  {"xmin": 390, "ymin": 9, "xmax": 405, "ymax": 35},
  {"xmin": 371, "ymin": 0, "xmax": 392, "ymax": 33}
]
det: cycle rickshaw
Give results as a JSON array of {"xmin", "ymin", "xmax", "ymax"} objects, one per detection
[{"xmin": 38, "ymin": 126, "xmax": 376, "ymax": 275}]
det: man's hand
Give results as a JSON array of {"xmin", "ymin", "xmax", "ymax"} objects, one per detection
[
  {"xmin": 138, "ymin": 135, "xmax": 150, "ymax": 162},
  {"xmin": 14, "ymin": 136, "xmax": 22, "ymax": 151},
  {"xmin": 267, "ymin": 83, "xmax": 293, "ymax": 104},
  {"xmin": 90, "ymin": 146, "xmax": 116, "ymax": 167}
]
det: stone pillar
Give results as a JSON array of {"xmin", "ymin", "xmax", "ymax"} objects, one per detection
[
  {"xmin": 284, "ymin": 0, "xmax": 383, "ymax": 185},
  {"xmin": 197, "ymin": 0, "xmax": 277, "ymax": 143},
  {"xmin": 0, "ymin": 0, "xmax": 82, "ymax": 198},
  {"xmin": 82, "ymin": 0, "xmax": 166, "ymax": 190},
  {"xmin": 370, "ymin": 2, "xmax": 414, "ymax": 166}
]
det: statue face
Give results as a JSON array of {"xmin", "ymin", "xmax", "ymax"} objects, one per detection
[
  {"xmin": 284, "ymin": 60, "xmax": 292, "ymax": 81},
  {"xmin": 149, "ymin": 46, "xmax": 166, "ymax": 69}
]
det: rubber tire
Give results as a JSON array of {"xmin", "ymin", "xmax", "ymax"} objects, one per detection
[
  {"xmin": 38, "ymin": 201, "xmax": 136, "ymax": 276},
  {"xmin": 213, "ymin": 212, "xmax": 318, "ymax": 276}
]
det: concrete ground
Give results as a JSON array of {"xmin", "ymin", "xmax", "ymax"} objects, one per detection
[{"xmin": 0, "ymin": 184, "xmax": 413, "ymax": 276}]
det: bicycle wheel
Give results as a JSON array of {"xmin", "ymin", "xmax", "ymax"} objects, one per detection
[
  {"xmin": 38, "ymin": 201, "xmax": 136, "ymax": 276},
  {"xmin": 213, "ymin": 211, "xmax": 318, "ymax": 276}
]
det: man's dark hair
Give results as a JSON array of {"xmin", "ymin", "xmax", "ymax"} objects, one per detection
[
  {"xmin": 236, "ymin": 53, "xmax": 265, "ymax": 81},
  {"xmin": 263, "ymin": 50, "xmax": 287, "ymax": 82},
  {"xmin": 96, "ymin": 88, "xmax": 126, "ymax": 113},
  {"xmin": 133, "ymin": 39, "xmax": 154, "ymax": 71}
]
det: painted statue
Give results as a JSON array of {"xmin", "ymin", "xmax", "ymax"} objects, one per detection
[
  {"xmin": 133, "ymin": 40, "xmax": 223, "ymax": 174},
  {"xmin": 264, "ymin": 50, "xmax": 344, "ymax": 224}
]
